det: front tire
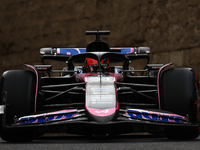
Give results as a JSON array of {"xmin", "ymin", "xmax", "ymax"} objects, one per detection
[
  {"xmin": 160, "ymin": 68, "xmax": 199, "ymax": 139},
  {"xmin": 0, "ymin": 70, "xmax": 36, "ymax": 142}
]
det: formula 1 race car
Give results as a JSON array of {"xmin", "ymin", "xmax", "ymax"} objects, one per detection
[{"xmin": 0, "ymin": 30, "xmax": 199, "ymax": 142}]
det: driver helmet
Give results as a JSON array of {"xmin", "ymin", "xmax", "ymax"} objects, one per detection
[{"xmin": 84, "ymin": 58, "xmax": 110, "ymax": 73}]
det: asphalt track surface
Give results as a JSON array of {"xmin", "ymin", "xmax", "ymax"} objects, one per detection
[{"xmin": 0, "ymin": 133, "xmax": 200, "ymax": 150}]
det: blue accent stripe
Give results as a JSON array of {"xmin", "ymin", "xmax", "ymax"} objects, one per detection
[
  {"xmin": 58, "ymin": 48, "xmax": 134, "ymax": 55},
  {"xmin": 18, "ymin": 109, "xmax": 78, "ymax": 124},
  {"xmin": 59, "ymin": 48, "xmax": 86, "ymax": 55},
  {"xmin": 126, "ymin": 109, "xmax": 186, "ymax": 123},
  {"xmin": 19, "ymin": 113, "xmax": 77, "ymax": 124},
  {"xmin": 116, "ymin": 48, "xmax": 133, "ymax": 54}
]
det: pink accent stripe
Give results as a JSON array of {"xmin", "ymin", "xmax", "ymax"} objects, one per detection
[
  {"xmin": 57, "ymin": 48, "xmax": 60, "ymax": 54},
  {"xmin": 132, "ymin": 108, "xmax": 185, "ymax": 118},
  {"xmin": 26, "ymin": 65, "xmax": 38, "ymax": 113},
  {"xmin": 116, "ymin": 101, "xmax": 119, "ymax": 110},
  {"xmin": 85, "ymin": 102, "xmax": 88, "ymax": 110},
  {"xmin": 115, "ymin": 85, "xmax": 119, "ymax": 110},
  {"xmin": 19, "ymin": 109, "xmax": 77, "ymax": 119},
  {"xmin": 87, "ymin": 108, "xmax": 116, "ymax": 117},
  {"xmin": 131, "ymin": 47, "xmax": 134, "ymax": 53},
  {"xmin": 157, "ymin": 63, "xmax": 173, "ymax": 110}
]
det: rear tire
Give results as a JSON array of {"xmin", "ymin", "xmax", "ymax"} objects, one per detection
[
  {"xmin": 160, "ymin": 68, "xmax": 199, "ymax": 139},
  {"xmin": 0, "ymin": 70, "xmax": 36, "ymax": 142}
]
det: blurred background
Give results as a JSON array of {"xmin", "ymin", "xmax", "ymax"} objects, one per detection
[{"xmin": 0, "ymin": 0, "xmax": 200, "ymax": 79}]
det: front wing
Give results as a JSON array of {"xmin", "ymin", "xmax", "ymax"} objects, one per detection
[{"xmin": 4, "ymin": 108, "xmax": 198, "ymax": 129}]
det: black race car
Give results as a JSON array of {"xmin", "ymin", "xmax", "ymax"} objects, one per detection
[{"xmin": 0, "ymin": 30, "xmax": 199, "ymax": 142}]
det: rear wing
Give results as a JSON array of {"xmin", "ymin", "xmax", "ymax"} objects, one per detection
[
  {"xmin": 40, "ymin": 47, "xmax": 150, "ymax": 55},
  {"xmin": 40, "ymin": 47, "xmax": 151, "ymax": 65}
]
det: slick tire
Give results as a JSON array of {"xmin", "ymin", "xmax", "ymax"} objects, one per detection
[
  {"xmin": 0, "ymin": 70, "xmax": 36, "ymax": 142},
  {"xmin": 160, "ymin": 68, "xmax": 199, "ymax": 139}
]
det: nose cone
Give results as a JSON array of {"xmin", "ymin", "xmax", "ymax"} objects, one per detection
[
  {"xmin": 86, "ymin": 107, "xmax": 118, "ymax": 123},
  {"xmin": 85, "ymin": 75, "xmax": 119, "ymax": 123}
]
